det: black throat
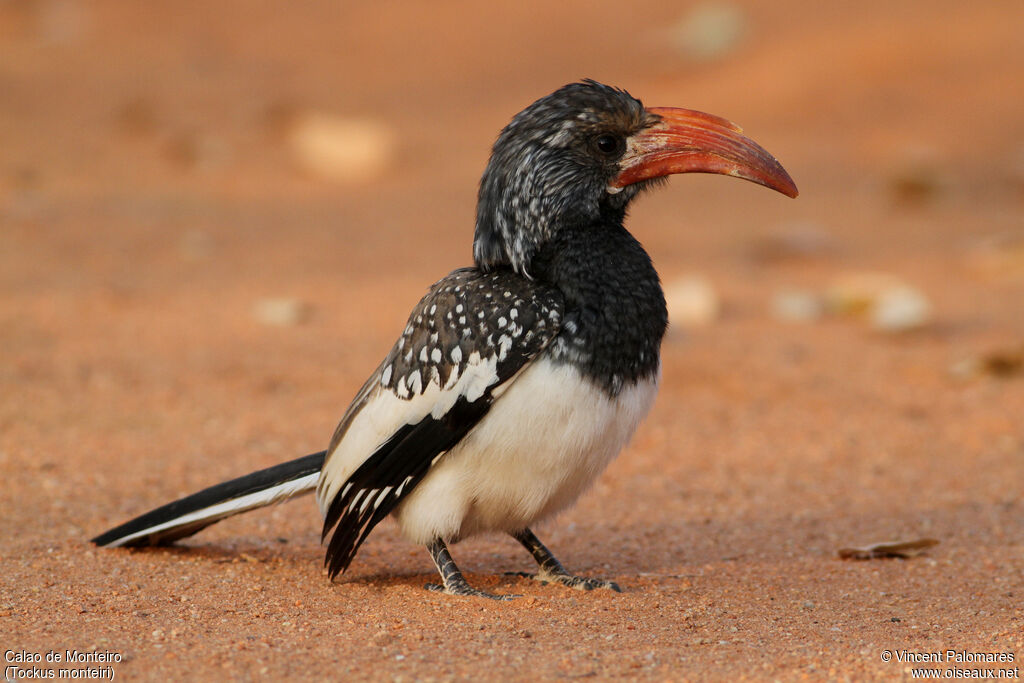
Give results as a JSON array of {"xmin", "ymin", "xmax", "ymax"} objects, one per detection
[{"xmin": 529, "ymin": 217, "xmax": 667, "ymax": 396}]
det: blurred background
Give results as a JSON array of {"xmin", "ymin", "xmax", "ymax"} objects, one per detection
[{"xmin": 2, "ymin": 1, "xmax": 1022, "ymax": 676}]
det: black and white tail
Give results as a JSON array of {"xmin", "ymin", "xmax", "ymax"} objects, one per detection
[{"xmin": 91, "ymin": 452, "xmax": 327, "ymax": 548}]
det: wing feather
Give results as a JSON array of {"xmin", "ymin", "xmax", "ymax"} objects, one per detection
[{"xmin": 317, "ymin": 268, "xmax": 562, "ymax": 577}]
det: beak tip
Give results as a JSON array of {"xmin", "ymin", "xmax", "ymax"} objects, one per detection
[
  {"xmin": 763, "ymin": 162, "xmax": 799, "ymax": 199},
  {"xmin": 742, "ymin": 164, "xmax": 798, "ymax": 199}
]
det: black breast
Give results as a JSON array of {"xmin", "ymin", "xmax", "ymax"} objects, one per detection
[{"xmin": 530, "ymin": 220, "xmax": 667, "ymax": 395}]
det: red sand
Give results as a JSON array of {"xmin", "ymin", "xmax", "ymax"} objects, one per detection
[{"xmin": 2, "ymin": 1, "xmax": 1022, "ymax": 680}]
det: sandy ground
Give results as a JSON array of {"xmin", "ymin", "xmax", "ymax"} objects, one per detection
[{"xmin": 2, "ymin": 1, "xmax": 1023, "ymax": 680}]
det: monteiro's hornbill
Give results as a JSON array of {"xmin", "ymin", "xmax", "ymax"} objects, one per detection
[{"xmin": 93, "ymin": 80, "xmax": 797, "ymax": 599}]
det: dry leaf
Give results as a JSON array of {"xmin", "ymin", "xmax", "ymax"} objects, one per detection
[
  {"xmin": 838, "ymin": 538, "xmax": 939, "ymax": 560},
  {"xmin": 950, "ymin": 344, "xmax": 1024, "ymax": 380}
]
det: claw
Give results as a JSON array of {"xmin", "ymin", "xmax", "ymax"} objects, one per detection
[
  {"xmin": 426, "ymin": 538, "xmax": 522, "ymax": 600},
  {"xmin": 425, "ymin": 582, "xmax": 520, "ymax": 601},
  {"xmin": 510, "ymin": 528, "xmax": 624, "ymax": 593},
  {"xmin": 506, "ymin": 569, "xmax": 621, "ymax": 592}
]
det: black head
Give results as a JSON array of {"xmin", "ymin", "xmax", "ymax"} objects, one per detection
[
  {"xmin": 472, "ymin": 80, "xmax": 799, "ymax": 277},
  {"xmin": 473, "ymin": 80, "xmax": 658, "ymax": 276}
]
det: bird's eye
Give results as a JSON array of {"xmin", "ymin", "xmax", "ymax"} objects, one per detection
[{"xmin": 593, "ymin": 133, "xmax": 624, "ymax": 158}]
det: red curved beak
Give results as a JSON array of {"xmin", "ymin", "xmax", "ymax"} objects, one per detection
[{"xmin": 611, "ymin": 107, "xmax": 798, "ymax": 198}]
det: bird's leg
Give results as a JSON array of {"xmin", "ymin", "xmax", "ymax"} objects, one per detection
[
  {"xmin": 424, "ymin": 538, "xmax": 521, "ymax": 600},
  {"xmin": 509, "ymin": 528, "xmax": 622, "ymax": 592}
]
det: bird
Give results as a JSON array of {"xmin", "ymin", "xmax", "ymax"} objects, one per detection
[{"xmin": 92, "ymin": 80, "xmax": 797, "ymax": 600}]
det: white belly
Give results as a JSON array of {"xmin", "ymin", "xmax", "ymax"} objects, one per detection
[{"xmin": 394, "ymin": 357, "xmax": 659, "ymax": 544}]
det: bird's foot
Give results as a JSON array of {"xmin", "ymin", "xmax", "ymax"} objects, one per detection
[
  {"xmin": 425, "ymin": 537, "xmax": 521, "ymax": 600},
  {"xmin": 507, "ymin": 570, "xmax": 621, "ymax": 592},
  {"xmin": 425, "ymin": 580, "xmax": 520, "ymax": 601}
]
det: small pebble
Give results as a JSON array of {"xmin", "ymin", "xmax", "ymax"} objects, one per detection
[
  {"xmin": 772, "ymin": 288, "xmax": 824, "ymax": 322},
  {"xmin": 750, "ymin": 223, "xmax": 837, "ymax": 263},
  {"xmin": 870, "ymin": 286, "xmax": 932, "ymax": 332},
  {"xmin": 824, "ymin": 272, "xmax": 933, "ymax": 332},
  {"xmin": 252, "ymin": 298, "xmax": 311, "ymax": 327},
  {"xmin": 824, "ymin": 272, "xmax": 903, "ymax": 316},
  {"xmin": 665, "ymin": 276, "xmax": 719, "ymax": 327},
  {"xmin": 672, "ymin": 2, "xmax": 747, "ymax": 62},
  {"xmin": 288, "ymin": 112, "xmax": 396, "ymax": 183}
]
